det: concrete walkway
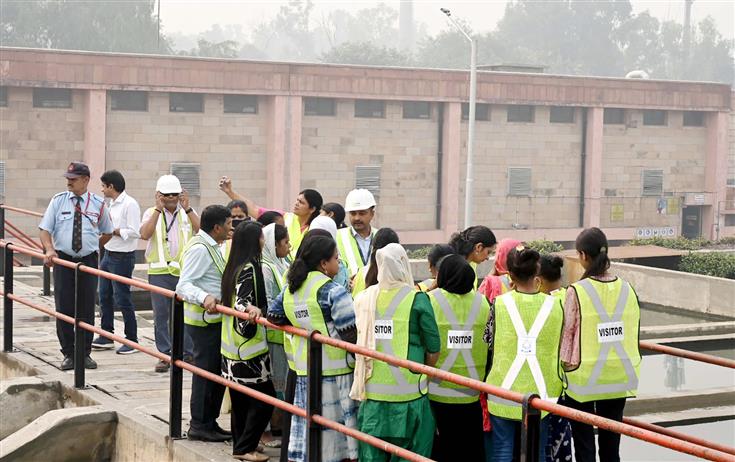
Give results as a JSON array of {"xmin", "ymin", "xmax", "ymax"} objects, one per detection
[{"xmin": 0, "ymin": 270, "xmax": 282, "ymax": 461}]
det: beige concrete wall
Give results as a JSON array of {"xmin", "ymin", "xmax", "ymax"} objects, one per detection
[
  {"xmin": 459, "ymin": 105, "xmax": 582, "ymax": 229},
  {"xmin": 300, "ymin": 100, "xmax": 438, "ymax": 231},
  {"xmin": 600, "ymin": 110, "xmax": 708, "ymax": 229},
  {"xmin": 105, "ymin": 92, "xmax": 268, "ymax": 213},
  {"xmin": 0, "ymin": 87, "xmax": 85, "ymax": 233}
]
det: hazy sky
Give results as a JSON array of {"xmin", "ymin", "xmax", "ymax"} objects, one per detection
[{"xmin": 159, "ymin": 0, "xmax": 734, "ymax": 40}]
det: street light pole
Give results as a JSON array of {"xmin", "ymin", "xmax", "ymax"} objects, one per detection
[{"xmin": 441, "ymin": 8, "xmax": 477, "ymax": 228}]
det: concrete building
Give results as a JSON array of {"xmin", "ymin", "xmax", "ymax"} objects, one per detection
[{"xmin": 0, "ymin": 48, "xmax": 732, "ymax": 244}]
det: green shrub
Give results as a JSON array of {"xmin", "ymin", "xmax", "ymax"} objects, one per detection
[
  {"xmin": 679, "ymin": 252, "xmax": 735, "ymax": 279},
  {"xmin": 717, "ymin": 236, "xmax": 735, "ymax": 247},
  {"xmin": 407, "ymin": 246, "xmax": 432, "ymax": 259},
  {"xmin": 628, "ymin": 236, "xmax": 708, "ymax": 250},
  {"xmin": 526, "ymin": 240, "xmax": 564, "ymax": 255}
]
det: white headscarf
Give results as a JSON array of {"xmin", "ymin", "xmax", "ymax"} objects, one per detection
[
  {"xmin": 262, "ymin": 223, "xmax": 289, "ymax": 276},
  {"xmin": 308, "ymin": 215, "xmax": 338, "ymax": 241},
  {"xmin": 350, "ymin": 243, "xmax": 413, "ymax": 400}
]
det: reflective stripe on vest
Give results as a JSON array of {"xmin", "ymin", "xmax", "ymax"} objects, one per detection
[
  {"xmin": 285, "ymin": 272, "xmax": 354, "ymax": 376},
  {"xmin": 417, "ymin": 278, "xmax": 434, "ymax": 293},
  {"xmin": 486, "ymin": 292, "xmax": 562, "ymax": 419},
  {"xmin": 147, "ymin": 208, "xmax": 192, "ymax": 276},
  {"xmin": 263, "ymin": 261, "xmax": 285, "ymax": 345},
  {"xmin": 365, "ymin": 286, "xmax": 427, "ymax": 401},
  {"xmin": 428, "ymin": 289, "xmax": 487, "ymax": 403},
  {"xmin": 336, "ymin": 227, "xmax": 375, "ymax": 277},
  {"xmin": 284, "ymin": 212, "xmax": 307, "ymax": 260},
  {"xmin": 183, "ymin": 235, "xmax": 226, "ymax": 326},
  {"xmin": 351, "ymin": 265, "xmax": 368, "ymax": 298},
  {"xmin": 565, "ymin": 279, "xmax": 640, "ymax": 401}
]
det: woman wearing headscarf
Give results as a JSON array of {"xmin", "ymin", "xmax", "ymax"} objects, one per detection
[
  {"xmin": 304, "ymin": 216, "xmax": 351, "ymax": 291},
  {"xmin": 260, "ymin": 223, "xmax": 291, "ymax": 448},
  {"xmin": 428, "ymin": 255, "xmax": 490, "ymax": 461},
  {"xmin": 350, "ymin": 243, "xmax": 441, "ymax": 461},
  {"xmin": 352, "ymin": 228, "xmax": 400, "ymax": 297},
  {"xmin": 478, "ymin": 239, "xmax": 522, "ymax": 303}
]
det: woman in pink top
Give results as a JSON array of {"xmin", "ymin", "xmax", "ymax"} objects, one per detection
[{"xmin": 478, "ymin": 238, "xmax": 522, "ymax": 303}]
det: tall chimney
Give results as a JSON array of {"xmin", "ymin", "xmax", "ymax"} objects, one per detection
[{"xmin": 399, "ymin": 0, "xmax": 415, "ymax": 52}]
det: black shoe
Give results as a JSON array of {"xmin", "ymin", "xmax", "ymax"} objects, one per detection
[
  {"xmin": 60, "ymin": 356, "xmax": 73, "ymax": 370},
  {"xmin": 84, "ymin": 356, "xmax": 98, "ymax": 369},
  {"xmin": 213, "ymin": 423, "xmax": 232, "ymax": 438},
  {"xmin": 186, "ymin": 427, "xmax": 231, "ymax": 442}
]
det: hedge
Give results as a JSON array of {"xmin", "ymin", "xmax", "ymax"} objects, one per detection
[{"xmin": 679, "ymin": 252, "xmax": 735, "ymax": 279}]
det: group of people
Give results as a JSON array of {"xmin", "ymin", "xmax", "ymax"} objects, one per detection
[{"xmin": 40, "ymin": 161, "xmax": 642, "ymax": 462}]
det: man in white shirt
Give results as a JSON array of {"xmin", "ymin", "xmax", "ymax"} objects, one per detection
[
  {"xmin": 337, "ymin": 189, "xmax": 378, "ymax": 277},
  {"xmin": 92, "ymin": 170, "xmax": 142, "ymax": 354}
]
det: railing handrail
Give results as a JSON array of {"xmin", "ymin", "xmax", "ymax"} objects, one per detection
[
  {"xmin": 0, "ymin": 204, "xmax": 44, "ymax": 218},
  {"xmin": 1, "ymin": 239, "xmax": 734, "ymax": 461}
]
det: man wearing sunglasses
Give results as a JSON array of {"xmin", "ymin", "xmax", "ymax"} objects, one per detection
[{"xmin": 139, "ymin": 175, "xmax": 200, "ymax": 372}]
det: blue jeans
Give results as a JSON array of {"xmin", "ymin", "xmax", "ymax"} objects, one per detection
[
  {"xmin": 99, "ymin": 250, "xmax": 137, "ymax": 341},
  {"xmin": 490, "ymin": 414, "xmax": 548, "ymax": 462},
  {"xmin": 148, "ymin": 273, "xmax": 193, "ymax": 357}
]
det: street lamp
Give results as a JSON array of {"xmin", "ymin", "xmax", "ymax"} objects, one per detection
[{"xmin": 441, "ymin": 8, "xmax": 477, "ymax": 228}]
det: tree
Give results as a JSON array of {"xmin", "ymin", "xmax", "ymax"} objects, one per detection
[
  {"xmin": 321, "ymin": 42, "xmax": 412, "ymax": 66},
  {"xmin": 1, "ymin": 0, "xmax": 170, "ymax": 54},
  {"xmin": 252, "ymin": 0, "xmax": 317, "ymax": 61},
  {"xmin": 179, "ymin": 39, "xmax": 240, "ymax": 59}
]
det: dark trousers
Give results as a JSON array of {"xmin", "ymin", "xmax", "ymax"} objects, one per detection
[
  {"xmin": 99, "ymin": 250, "xmax": 137, "ymax": 341},
  {"xmin": 564, "ymin": 395, "xmax": 627, "ymax": 462},
  {"xmin": 431, "ymin": 400, "xmax": 485, "ymax": 462},
  {"xmin": 54, "ymin": 251, "xmax": 98, "ymax": 357},
  {"xmin": 231, "ymin": 380, "xmax": 276, "ymax": 455},
  {"xmin": 186, "ymin": 322, "xmax": 225, "ymax": 431}
]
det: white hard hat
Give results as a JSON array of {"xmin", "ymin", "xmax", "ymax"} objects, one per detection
[
  {"xmin": 344, "ymin": 189, "xmax": 376, "ymax": 212},
  {"xmin": 156, "ymin": 175, "xmax": 183, "ymax": 194}
]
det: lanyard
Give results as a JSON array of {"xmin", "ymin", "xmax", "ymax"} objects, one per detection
[
  {"xmin": 72, "ymin": 192, "xmax": 91, "ymax": 215},
  {"xmin": 162, "ymin": 209, "xmax": 179, "ymax": 238}
]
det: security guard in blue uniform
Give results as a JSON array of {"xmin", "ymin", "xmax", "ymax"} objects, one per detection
[{"xmin": 39, "ymin": 162, "xmax": 113, "ymax": 371}]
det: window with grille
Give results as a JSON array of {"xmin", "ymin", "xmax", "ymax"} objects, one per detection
[
  {"xmin": 642, "ymin": 169, "xmax": 663, "ymax": 196},
  {"xmin": 643, "ymin": 110, "xmax": 667, "ymax": 126},
  {"xmin": 683, "ymin": 111, "xmax": 704, "ymax": 127},
  {"xmin": 33, "ymin": 88, "xmax": 72, "ymax": 108},
  {"xmin": 550, "ymin": 106, "xmax": 575, "ymax": 123},
  {"xmin": 169, "ymin": 93, "xmax": 203, "ymax": 113},
  {"xmin": 110, "ymin": 90, "xmax": 148, "ymax": 111},
  {"xmin": 507, "ymin": 105, "xmax": 534, "ymax": 123},
  {"xmin": 461, "ymin": 103, "xmax": 490, "ymax": 121},
  {"xmin": 170, "ymin": 163, "xmax": 201, "ymax": 197},
  {"xmin": 508, "ymin": 167, "xmax": 532, "ymax": 196},
  {"xmin": 603, "ymin": 108, "xmax": 625, "ymax": 125},
  {"xmin": 304, "ymin": 97, "xmax": 336, "ymax": 116},
  {"xmin": 355, "ymin": 100, "xmax": 385, "ymax": 118},
  {"xmin": 355, "ymin": 165, "xmax": 381, "ymax": 199},
  {"xmin": 402, "ymin": 101, "xmax": 431, "ymax": 119},
  {"xmin": 224, "ymin": 94, "xmax": 257, "ymax": 114}
]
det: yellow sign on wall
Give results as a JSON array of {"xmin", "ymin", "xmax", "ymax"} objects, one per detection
[
  {"xmin": 667, "ymin": 197, "xmax": 680, "ymax": 215},
  {"xmin": 611, "ymin": 204, "xmax": 624, "ymax": 222}
]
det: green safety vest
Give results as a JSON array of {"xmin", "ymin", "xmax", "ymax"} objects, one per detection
[
  {"xmin": 486, "ymin": 291, "xmax": 564, "ymax": 420},
  {"xmin": 182, "ymin": 235, "xmax": 226, "ymax": 326},
  {"xmin": 284, "ymin": 212, "xmax": 307, "ymax": 260},
  {"xmin": 283, "ymin": 271, "xmax": 354, "ymax": 377},
  {"xmin": 351, "ymin": 265, "xmax": 368, "ymax": 298},
  {"xmin": 564, "ymin": 278, "xmax": 641, "ymax": 403},
  {"xmin": 146, "ymin": 207, "xmax": 193, "ymax": 276},
  {"xmin": 336, "ymin": 227, "xmax": 377, "ymax": 277},
  {"xmin": 221, "ymin": 239, "xmax": 231, "ymax": 262},
  {"xmin": 221, "ymin": 263, "xmax": 269, "ymax": 361},
  {"xmin": 416, "ymin": 278, "xmax": 434, "ymax": 293},
  {"xmin": 470, "ymin": 261, "xmax": 479, "ymax": 289},
  {"xmin": 263, "ymin": 261, "xmax": 285, "ymax": 345},
  {"xmin": 428, "ymin": 289, "xmax": 489, "ymax": 404},
  {"xmin": 365, "ymin": 286, "xmax": 427, "ymax": 402}
]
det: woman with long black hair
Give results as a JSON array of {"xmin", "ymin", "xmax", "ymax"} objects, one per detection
[
  {"xmin": 220, "ymin": 221, "xmax": 274, "ymax": 462},
  {"xmin": 449, "ymin": 225, "xmax": 497, "ymax": 289}
]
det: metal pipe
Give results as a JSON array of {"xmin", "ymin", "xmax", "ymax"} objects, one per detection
[
  {"xmin": 73, "ymin": 262, "xmax": 85, "ymax": 389},
  {"xmin": 624, "ymin": 417, "xmax": 735, "ymax": 456},
  {"xmin": 435, "ymin": 102, "xmax": 444, "ymax": 230},
  {"xmin": 5, "ymin": 220, "xmax": 43, "ymax": 250},
  {"xmin": 307, "ymin": 330, "xmax": 324, "ymax": 461},
  {"xmin": 0, "ymin": 204, "xmax": 44, "ymax": 217},
  {"xmin": 168, "ymin": 296, "xmax": 184, "ymax": 439},
  {"xmin": 640, "ymin": 340, "xmax": 735, "ymax": 369},
  {"xmin": 3, "ymin": 243, "xmax": 13, "ymax": 351}
]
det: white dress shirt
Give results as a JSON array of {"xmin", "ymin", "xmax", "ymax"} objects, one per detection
[{"xmin": 104, "ymin": 191, "xmax": 141, "ymax": 252}]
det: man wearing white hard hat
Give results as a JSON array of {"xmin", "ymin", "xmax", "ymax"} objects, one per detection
[
  {"xmin": 337, "ymin": 189, "xmax": 378, "ymax": 277},
  {"xmin": 139, "ymin": 174, "xmax": 200, "ymax": 372}
]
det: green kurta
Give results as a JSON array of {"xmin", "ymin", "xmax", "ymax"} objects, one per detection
[{"xmin": 358, "ymin": 292, "xmax": 441, "ymax": 461}]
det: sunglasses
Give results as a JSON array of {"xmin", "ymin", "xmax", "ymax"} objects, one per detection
[{"xmin": 162, "ymin": 193, "xmax": 180, "ymax": 198}]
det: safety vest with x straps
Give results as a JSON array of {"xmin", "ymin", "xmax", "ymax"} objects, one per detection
[
  {"xmin": 564, "ymin": 278, "xmax": 641, "ymax": 403},
  {"xmin": 365, "ymin": 286, "xmax": 428, "ymax": 402},
  {"xmin": 428, "ymin": 288, "xmax": 490, "ymax": 404},
  {"xmin": 486, "ymin": 291, "xmax": 564, "ymax": 420}
]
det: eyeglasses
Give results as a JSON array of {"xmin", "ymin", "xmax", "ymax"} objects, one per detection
[{"xmin": 162, "ymin": 193, "xmax": 180, "ymax": 198}]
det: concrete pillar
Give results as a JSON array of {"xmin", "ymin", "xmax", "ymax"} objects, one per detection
[
  {"xmin": 583, "ymin": 107, "xmax": 604, "ymax": 228},
  {"xmin": 441, "ymin": 102, "xmax": 461, "ymax": 240},
  {"xmin": 703, "ymin": 111, "xmax": 728, "ymax": 239},
  {"xmin": 266, "ymin": 95, "xmax": 302, "ymax": 210},
  {"xmin": 83, "ymin": 90, "xmax": 106, "ymax": 180}
]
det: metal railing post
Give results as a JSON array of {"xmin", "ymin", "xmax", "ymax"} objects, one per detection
[
  {"xmin": 43, "ymin": 265, "xmax": 51, "ymax": 296},
  {"xmin": 281, "ymin": 367, "xmax": 297, "ymax": 462},
  {"xmin": 306, "ymin": 331, "xmax": 323, "ymax": 462},
  {"xmin": 520, "ymin": 393, "xmax": 541, "ymax": 462},
  {"xmin": 0, "ymin": 207, "xmax": 6, "ymax": 276},
  {"xmin": 168, "ymin": 296, "xmax": 184, "ymax": 439},
  {"xmin": 3, "ymin": 243, "xmax": 14, "ymax": 351},
  {"xmin": 73, "ymin": 262, "xmax": 86, "ymax": 389}
]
